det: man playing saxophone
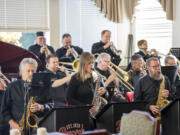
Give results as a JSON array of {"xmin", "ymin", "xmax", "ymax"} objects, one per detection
[
  {"xmin": 0, "ymin": 58, "xmax": 53, "ymax": 135},
  {"xmin": 134, "ymin": 57, "xmax": 174, "ymax": 116}
]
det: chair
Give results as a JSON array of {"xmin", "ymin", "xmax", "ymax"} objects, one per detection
[{"xmin": 120, "ymin": 110, "xmax": 158, "ymax": 135}]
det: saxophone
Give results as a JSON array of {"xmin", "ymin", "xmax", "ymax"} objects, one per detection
[
  {"xmin": 19, "ymin": 97, "xmax": 39, "ymax": 135},
  {"xmin": 155, "ymin": 75, "xmax": 170, "ymax": 119},
  {"xmin": 90, "ymin": 75, "xmax": 108, "ymax": 119}
]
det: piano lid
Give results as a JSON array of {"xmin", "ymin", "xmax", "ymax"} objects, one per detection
[{"xmin": 0, "ymin": 41, "xmax": 42, "ymax": 73}]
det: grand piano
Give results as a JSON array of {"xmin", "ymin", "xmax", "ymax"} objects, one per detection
[{"xmin": 0, "ymin": 41, "xmax": 42, "ymax": 80}]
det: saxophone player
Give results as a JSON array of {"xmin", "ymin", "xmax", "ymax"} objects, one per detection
[
  {"xmin": 0, "ymin": 58, "xmax": 53, "ymax": 134},
  {"xmin": 56, "ymin": 33, "xmax": 83, "ymax": 63},
  {"xmin": 134, "ymin": 57, "xmax": 174, "ymax": 116},
  {"xmin": 91, "ymin": 30, "xmax": 121, "ymax": 66}
]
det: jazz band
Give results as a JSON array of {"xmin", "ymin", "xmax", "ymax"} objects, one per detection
[{"xmin": 0, "ymin": 30, "xmax": 179, "ymax": 135}]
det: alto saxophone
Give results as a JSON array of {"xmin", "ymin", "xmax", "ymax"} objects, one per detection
[
  {"xmin": 91, "ymin": 75, "xmax": 108, "ymax": 119},
  {"xmin": 155, "ymin": 75, "xmax": 169, "ymax": 119},
  {"xmin": 19, "ymin": 97, "xmax": 39, "ymax": 135}
]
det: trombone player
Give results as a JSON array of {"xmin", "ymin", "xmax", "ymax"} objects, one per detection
[
  {"xmin": 0, "ymin": 58, "xmax": 53, "ymax": 135},
  {"xmin": 91, "ymin": 30, "xmax": 121, "ymax": 66},
  {"xmin": 56, "ymin": 33, "xmax": 83, "ymax": 63},
  {"xmin": 95, "ymin": 53, "xmax": 125, "ymax": 102}
]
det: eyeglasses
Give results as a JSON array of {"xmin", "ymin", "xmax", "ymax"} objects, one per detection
[
  {"xmin": 104, "ymin": 60, "xmax": 110, "ymax": 63},
  {"xmin": 149, "ymin": 65, "xmax": 160, "ymax": 68}
]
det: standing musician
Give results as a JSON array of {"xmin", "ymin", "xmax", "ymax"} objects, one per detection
[
  {"xmin": 28, "ymin": 31, "xmax": 55, "ymax": 70},
  {"xmin": 91, "ymin": 30, "xmax": 121, "ymax": 66},
  {"xmin": 44, "ymin": 54, "xmax": 73, "ymax": 106},
  {"xmin": 127, "ymin": 54, "xmax": 145, "ymax": 87},
  {"xmin": 56, "ymin": 33, "xmax": 83, "ymax": 62},
  {"xmin": 95, "ymin": 53, "xmax": 125, "ymax": 102},
  {"xmin": 0, "ymin": 58, "xmax": 53, "ymax": 135},
  {"xmin": 134, "ymin": 57, "xmax": 174, "ymax": 116},
  {"xmin": 67, "ymin": 52, "xmax": 106, "ymax": 106}
]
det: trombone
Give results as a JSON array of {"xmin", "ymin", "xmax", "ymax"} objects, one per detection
[
  {"xmin": 59, "ymin": 58, "xmax": 80, "ymax": 72},
  {"xmin": 109, "ymin": 63, "xmax": 134, "ymax": 92}
]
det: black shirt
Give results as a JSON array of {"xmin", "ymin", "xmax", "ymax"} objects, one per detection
[
  {"xmin": 67, "ymin": 74, "xmax": 95, "ymax": 105},
  {"xmin": 128, "ymin": 70, "xmax": 144, "ymax": 87},
  {"xmin": 0, "ymin": 80, "xmax": 53, "ymax": 124},
  {"xmin": 56, "ymin": 45, "xmax": 83, "ymax": 62},
  {"xmin": 91, "ymin": 41, "xmax": 121, "ymax": 66},
  {"xmin": 44, "ymin": 69, "xmax": 67, "ymax": 106},
  {"xmin": 28, "ymin": 44, "xmax": 55, "ymax": 70},
  {"xmin": 134, "ymin": 74, "xmax": 174, "ymax": 111}
]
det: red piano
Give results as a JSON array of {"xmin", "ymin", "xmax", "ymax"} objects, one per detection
[{"xmin": 0, "ymin": 41, "xmax": 42, "ymax": 80}]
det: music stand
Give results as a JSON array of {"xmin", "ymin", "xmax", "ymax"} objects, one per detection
[
  {"xmin": 170, "ymin": 48, "xmax": 180, "ymax": 60},
  {"xmin": 30, "ymin": 72, "xmax": 51, "ymax": 97},
  {"xmin": 161, "ymin": 66, "xmax": 178, "ymax": 85}
]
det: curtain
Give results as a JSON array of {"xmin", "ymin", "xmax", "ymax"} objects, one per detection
[
  {"xmin": 92, "ymin": 0, "xmax": 139, "ymax": 23},
  {"xmin": 158, "ymin": 0, "xmax": 173, "ymax": 20},
  {"xmin": 93, "ymin": 0, "xmax": 123, "ymax": 23}
]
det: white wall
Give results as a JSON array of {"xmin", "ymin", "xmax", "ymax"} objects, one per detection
[{"xmin": 173, "ymin": 0, "xmax": 180, "ymax": 47}]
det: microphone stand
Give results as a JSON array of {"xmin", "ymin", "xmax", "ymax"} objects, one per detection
[{"xmin": 24, "ymin": 81, "xmax": 31, "ymax": 135}]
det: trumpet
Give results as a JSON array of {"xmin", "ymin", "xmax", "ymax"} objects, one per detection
[
  {"xmin": 59, "ymin": 58, "xmax": 80, "ymax": 71},
  {"xmin": 110, "ymin": 42, "xmax": 122, "ymax": 56},
  {"xmin": 56, "ymin": 66, "xmax": 75, "ymax": 73},
  {"xmin": 68, "ymin": 46, "xmax": 79, "ymax": 58}
]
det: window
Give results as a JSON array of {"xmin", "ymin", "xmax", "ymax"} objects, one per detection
[
  {"xmin": 59, "ymin": 0, "xmax": 118, "ymax": 52},
  {"xmin": 0, "ymin": 0, "xmax": 49, "ymax": 31},
  {"xmin": 134, "ymin": 0, "xmax": 172, "ymax": 54}
]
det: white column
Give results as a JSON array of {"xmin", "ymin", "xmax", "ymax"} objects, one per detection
[{"xmin": 49, "ymin": 0, "xmax": 60, "ymax": 50}]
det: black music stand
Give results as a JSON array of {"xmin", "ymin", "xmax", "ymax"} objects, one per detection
[
  {"xmin": 161, "ymin": 66, "xmax": 178, "ymax": 85},
  {"xmin": 170, "ymin": 48, "xmax": 180, "ymax": 60}
]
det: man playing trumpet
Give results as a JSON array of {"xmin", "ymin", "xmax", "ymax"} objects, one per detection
[
  {"xmin": 44, "ymin": 54, "xmax": 73, "ymax": 106},
  {"xmin": 56, "ymin": 33, "xmax": 83, "ymax": 63},
  {"xmin": 91, "ymin": 30, "xmax": 121, "ymax": 66},
  {"xmin": 134, "ymin": 57, "xmax": 174, "ymax": 116},
  {"xmin": 28, "ymin": 31, "xmax": 55, "ymax": 70}
]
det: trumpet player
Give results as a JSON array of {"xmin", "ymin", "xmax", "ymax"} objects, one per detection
[
  {"xmin": 28, "ymin": 31, "xmax": 55, "ymax": 70},
  {"xmin": 44, "ymin": 54, "xmax": 73, "ymax": 106},
  {"xmin": 56, "ymin": 33, "xmax": 83, "ymax": 63},
  {"xmin": 0, "ymin": 58, "xmax": 53, "ymax": 135},
  {"xmin": 91, "ymin": 30, "xmax": 121, "ymax": 66},
  {"xmin": 134, "ymin": 57, "xmax": 174, "ymax": 116},
  {"xmin": 95, "ymin": 53, "xmax": 125, "ymax": 102}
]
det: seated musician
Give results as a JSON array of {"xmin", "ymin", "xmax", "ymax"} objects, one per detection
[
  {"xmin": 91, "ymin": 30, "xmax": 121, "ymax": 66},
  {"xmin": 0, "ymin": 58, "xmax": 53, "ymax": 134},
  {"xmin": 164, "ymin": 55, "xmax": 180, "ymax": 98},
  {"xmin": 56, "ymin": 33, "xmax": 83, "ymax": 63},
  {"xmin": 127, "ymin": 54, "xmax": 145, "ymax": 87},
  {"xmin": 134, "ymin": 57, "xmax": 174, "ymax": 117},
  {"xmin": 28, "ymin": 31, "xmax": 55, "ymax": 70},
  {"xmin": 126, "ymin": 40, "xmax": 158, "ymax": 71},
  {"xmin": 67, "ymin": 52, "xmax": 106, "ymax": 105},
  {"xmin": 95, "ymin": 53, "xmax": 125, "ymax": 102},
  {"xmin": 44, "ymin": 54, "xmax": 73, "ymax": 106}
]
